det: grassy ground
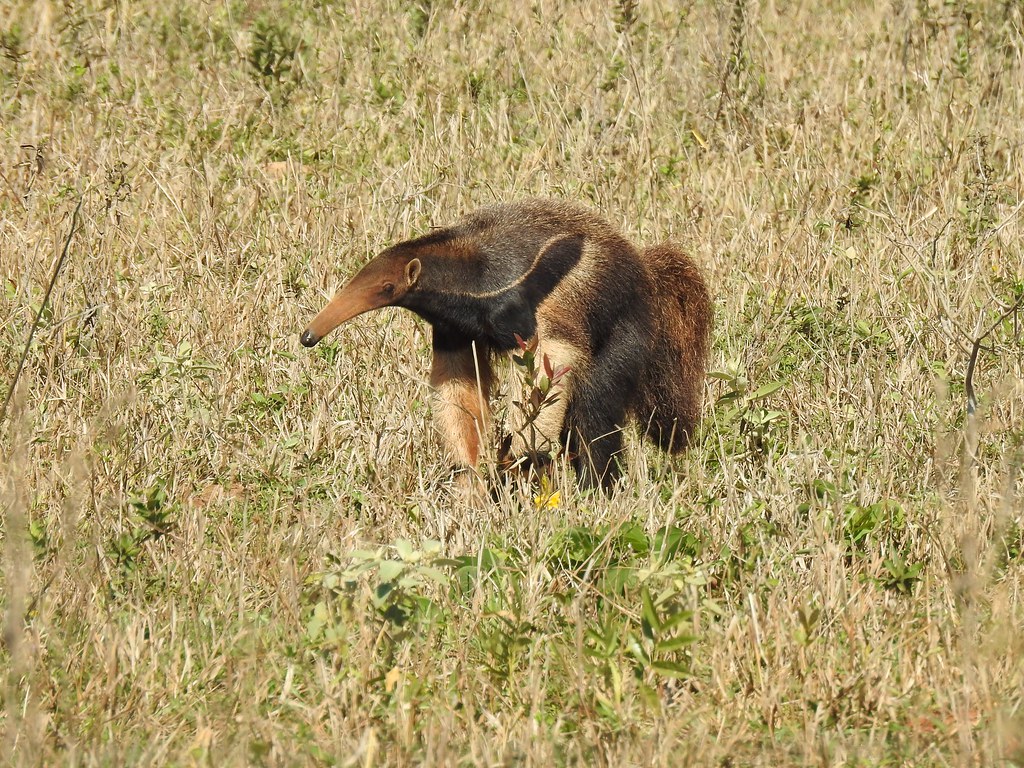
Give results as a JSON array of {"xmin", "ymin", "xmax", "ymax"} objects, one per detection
[{"xmin": 1, "ymin": 0, "xmax": 1023, "ymax": 765}]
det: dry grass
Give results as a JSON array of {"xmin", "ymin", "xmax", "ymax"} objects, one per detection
[{"xmin": 1, "ymin": 0, "xmax": 1023, "ymax": 765}]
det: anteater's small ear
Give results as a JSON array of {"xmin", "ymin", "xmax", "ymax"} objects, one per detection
[{"xmin": 405, "ymin": 258, "xmax": 422, "ymax": 286}]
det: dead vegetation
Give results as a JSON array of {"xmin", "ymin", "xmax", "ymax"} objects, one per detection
[{"xmin": 1, "ymin": 0, "xmax": 1022, "ymax": 765}]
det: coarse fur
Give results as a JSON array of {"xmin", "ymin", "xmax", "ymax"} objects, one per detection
[{"xmin": 300, "ymin": 199, "xmax": 712, "ymax": 490}]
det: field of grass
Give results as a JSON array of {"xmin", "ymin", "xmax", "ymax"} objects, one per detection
[{"xmin": 1, "ymin": 0, "xmax": 1023, "ymax": 765}]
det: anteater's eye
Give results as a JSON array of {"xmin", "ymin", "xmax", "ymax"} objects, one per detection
[{"xmin": 382, "ymin": 282, "xmax": 395, "ymax": 295}]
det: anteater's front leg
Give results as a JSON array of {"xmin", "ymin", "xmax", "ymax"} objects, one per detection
[{"xmin": 429, "ymin": 330, "xmax": 492, "ymax": 470}]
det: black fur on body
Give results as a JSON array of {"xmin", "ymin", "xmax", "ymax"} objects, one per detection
[
  {"xmin": 393, "ymin": 230, "xmax": 586, "ymax": 353},
  {"xmin": 300, "ymin": 199, "xmax": 712, "ymax": 490}
]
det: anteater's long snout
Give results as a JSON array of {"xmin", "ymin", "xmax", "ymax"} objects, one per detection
[{"xmin": 299, "ymin": 270, "xmax": 395, "ymax": 349}]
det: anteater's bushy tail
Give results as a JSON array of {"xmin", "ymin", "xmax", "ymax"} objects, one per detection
[{"xmin": 635, "ymin": 243, "xmax": 712, "ymax": 452}]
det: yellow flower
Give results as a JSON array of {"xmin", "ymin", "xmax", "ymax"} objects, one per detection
[{"xmin": 534, "ymin": 490, "xmax": 561, "ymax": 509}]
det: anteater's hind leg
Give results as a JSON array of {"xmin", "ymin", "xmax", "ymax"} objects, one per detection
[
  {"xmin": 565, "ymin": 405, "xmax": 626, "ymax": 490},
  {"xmin": 564, "ymin": 328, "xmax": 645, "ymax": 490},
  {"xmin": 429, "ymin": 330, "xmax": 492, "ymax": 471}
]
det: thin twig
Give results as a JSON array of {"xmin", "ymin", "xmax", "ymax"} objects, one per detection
[
  {"xmin": 965, "ymin": 289, "xmax": 1024, "ymax": 415},
  {"xmin": 0, "ymin": 197, "xmax": 83, "ymax": 428}
]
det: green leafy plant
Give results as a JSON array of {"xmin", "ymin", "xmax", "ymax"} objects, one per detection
[
  {"xmin": 0, "ymin": 24, "xmax": 26, "ymax": 81},
  {"xmin": 129, "ymin": 482, "xmax": 177, "ymax": 536},
  {"xmin": 138, "ymin": 339, "xmax": 218, "ymax": 388},
  {"xmin": 583, "ymin": 568, "xmax": 700, "ymax": 719},
  {"xmin": 28, "ymin": 518, "xmax": 49, "ymax": 558},
  {"xmin": 475, "ymin": 612, "xmax": 536, "ymax": 683},
  {"xmin": 108, "ymin": 481, "xmax": 178, "ymax": 580},
  {"xmin": 308, "ymin": 539, "xmax": 451, "ymax": 643},
  {"xmin": 710, "ymin": 360, "xmax": 787, "ymax": 455},
  {"xmin": 843, "ymin": 500, "xmax": 906, "ymax": 550},
  {"xmin": 247, "ymin": 17, "xmax": 303, "ymax": 102},
  {"xmin": 879, "ymin": 555, "xmax": 924, "ymax": 594},
  {"xmin": 794, "ymin": 603, "xmax": 821, "ymax": 646},
  {"xmin": 249, "ymin": 19, "xmax": 298, "ymax": 82}
]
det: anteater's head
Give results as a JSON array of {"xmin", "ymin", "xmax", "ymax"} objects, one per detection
[{"xmin": 299, "ymin": 251, "xmax": 421, "ymax": 347}]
